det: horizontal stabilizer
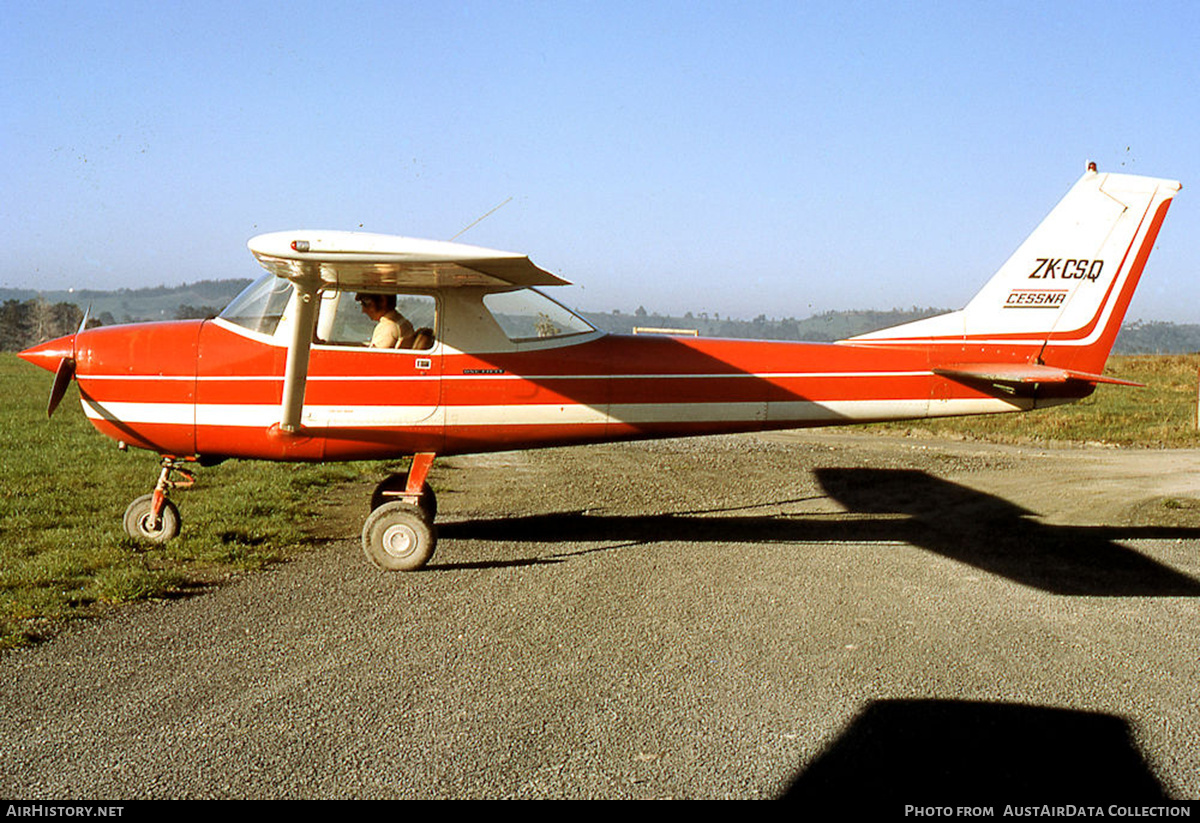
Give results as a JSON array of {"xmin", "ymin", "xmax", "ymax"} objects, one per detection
[{"xmin": 933, "ymin": 363, "xmax": 1143, "ymax": 387}]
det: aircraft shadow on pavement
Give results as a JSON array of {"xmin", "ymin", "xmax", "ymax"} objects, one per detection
[
  {"xmin": 781, "ymin": 698, "xmax": 1168, "ymax": 802},
  {"xmin": 438, "ymin": 468, "xmax": 1200, "ymax": 596}
]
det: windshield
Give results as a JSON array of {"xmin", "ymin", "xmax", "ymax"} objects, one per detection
[
  {"xmin": 218, "ymin": 274, "xmax": 294, "ymax": 335},
  {"xmin": 483, "ymin": 289, "xmax": 595, "ymax": 342}
]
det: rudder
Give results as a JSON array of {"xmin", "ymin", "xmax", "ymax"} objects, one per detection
[{"xmin": 851, "ymin": 167, "xmax": 1181, "ymax": 377}]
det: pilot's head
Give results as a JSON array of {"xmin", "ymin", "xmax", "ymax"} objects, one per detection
[{"xmin": 355, "ymin": 293, "xmax": 396, "ymax": 321}]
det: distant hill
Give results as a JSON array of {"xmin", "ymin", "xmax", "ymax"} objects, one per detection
[
  {"xmin": 3, "ymin": 279, "xmax": 1198, "ymax": 354},
  {"xmin": 0, "ymin": 280, "xmax": 252, "ymax": 327},
  {"xmin": 579, "ymin": 307, "xmax": 1200, "ymax": 354},
  {"xmin": 1114, "ymin": 320, "xmax": 1200, "ymax": 355},
  {"xmin": 578, "ymin": 306, "xmax": 949, "ymax": 342}
]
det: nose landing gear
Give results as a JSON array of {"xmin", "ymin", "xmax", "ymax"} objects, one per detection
[{"xmin": 122, "ymin": 456, "xmax": 196, "ymax": 544}]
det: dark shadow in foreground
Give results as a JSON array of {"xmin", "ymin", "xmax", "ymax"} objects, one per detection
[
  {"xmin": 437, "ymin": 468, "xmax": 1200, "ymax": 596},
  {"xmin": 814, "ymin": 467, "xmax": 1200, "ymax": 596},
  {"xmin": 781, "ymin": 699, "xmax": 1169, "ymax": 802}
]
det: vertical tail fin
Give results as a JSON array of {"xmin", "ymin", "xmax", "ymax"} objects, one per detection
[{"xmin": 850, "ymin": 168, "xmax": 1181, "ymax": 376}]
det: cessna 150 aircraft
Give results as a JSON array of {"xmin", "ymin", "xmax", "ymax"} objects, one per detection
[{"xmin": 19, "ymin": 166, "xmax": 1181, "ymax": 571}]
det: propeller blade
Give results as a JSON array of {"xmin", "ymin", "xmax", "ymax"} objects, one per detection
[
  {"xmin": 37, "ymin": 305, "xmax": 88, "ymax": 418},
  {"xmin": 47, "ymin": 357, "xmax": 76, "ymax": 418}
]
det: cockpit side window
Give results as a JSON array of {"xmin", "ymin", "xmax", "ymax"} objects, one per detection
[
  {"xmin": 482, "ymin": 289, "xmax": 594, "ymax": 342},
  {"xmin": 316, "ymin": 291, "xmax": 437, "ymax": 349},
  {"xmin": 218, "ymin": 274, "xmax": 294, "ymax": 336}
]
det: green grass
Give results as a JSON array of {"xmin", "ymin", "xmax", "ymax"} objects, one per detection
[
  {"xmin": 870, "ymin": 354, "xmax": 1200, "ymax": 448},
  {"xmin": 0, "ymin": 353, "xmax": 390, "ymax": 649}
]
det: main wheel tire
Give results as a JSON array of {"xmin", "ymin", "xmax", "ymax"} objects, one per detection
[
  {"xmin": 370, "ymin": 474, "xmax": 437, "ymax": 520},
  {"xmin": 362, "ymin": 502, "xmax": 437, "ymax": 571},
  {"xmin": 123, "ymin": 494, "xmax": 181, "ymax": 544}
]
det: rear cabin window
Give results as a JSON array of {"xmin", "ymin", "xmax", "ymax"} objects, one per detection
[{"xmin": 483, "ymin": 289, "xmax": 594, "ymax": 342}]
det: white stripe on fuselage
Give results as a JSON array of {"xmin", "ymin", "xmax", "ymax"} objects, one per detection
[{"xmin": 82, "ymin": 395, "xmax": 1027, "ymax": 430}]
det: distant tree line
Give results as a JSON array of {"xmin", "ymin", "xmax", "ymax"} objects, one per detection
[
  {"xmin": 1115, "ymin": 320, "xmax": 1200, "ymax": 355},
  {"xmin": 581, "ymin": 306, "xmax": 948, "ymax": 342},
  {"xmin": 174, "ymin": 305, "xmax": 222, "ymax": 320},
  {"xmin": 0, "ymin": 299, "xmax": 91, "ymax": 352},
  {"xmin": 0, "ymin": 299, "xmax": 228, "ymax": 352},
  {"xmin": 5, "ymin": 282, "xmax": 1200, "ymax": 355},
  {"xmin": 583, "ymin": 307, "xmax": 1200, "ymax": 353}
]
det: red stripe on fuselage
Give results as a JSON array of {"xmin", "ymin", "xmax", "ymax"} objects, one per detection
[{"xmin": 68, "ymin": 317, "xmax": 1030, "ymax": 461}]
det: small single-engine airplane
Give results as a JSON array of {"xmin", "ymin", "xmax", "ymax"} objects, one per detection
[{"xmin": 19, "ymin": 166, "xmax": 1181, "ymax": 570}]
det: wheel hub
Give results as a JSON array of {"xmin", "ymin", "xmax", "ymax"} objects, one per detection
[{"xmin": 382, "ymin": 523, "xmax": 418, "ymax": 558}]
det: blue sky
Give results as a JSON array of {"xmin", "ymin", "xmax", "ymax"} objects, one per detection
[{"xmin": 3, "ymin": 1, "xmax": 1197, "ymax": 322}]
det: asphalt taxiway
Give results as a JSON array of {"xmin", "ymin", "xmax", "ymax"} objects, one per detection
[{"xmin": 2, "ymin": 432, "xmax": 1198, "ymax": 800}]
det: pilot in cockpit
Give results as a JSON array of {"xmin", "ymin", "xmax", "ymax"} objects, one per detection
[{"xmin": 356, "ymin": 293, "xmax": 415, "ymax": 348}]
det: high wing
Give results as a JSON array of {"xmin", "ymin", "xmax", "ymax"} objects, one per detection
[
  {"xmin": 246, "ymin": 230, "xmax": 570, "ymax": 433},
  {"xmin": 248, "ymin": 230, "xmax": 570, "ymax": 290}
]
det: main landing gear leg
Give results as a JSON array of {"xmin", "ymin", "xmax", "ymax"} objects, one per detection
[
  {"xmin": 362, "ymin": 451, "xmax": 438, "ymax": 571},
  {"xmin": 123, "ymin": 456, "xmax": 196, "ymax": 544}
]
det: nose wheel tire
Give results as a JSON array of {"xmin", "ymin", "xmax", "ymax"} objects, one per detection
[
  {"xmin": 362, "ymin": 502, "xmax": 436, "ymax": 571},
  {"xmin": 123, "ymin": 494, "xmax": 182, "ymax": 544}
]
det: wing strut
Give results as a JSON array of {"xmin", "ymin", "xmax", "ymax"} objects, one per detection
[{"xmin": 279, "ymin": 283, "xmax": 318, "ymax": 433}]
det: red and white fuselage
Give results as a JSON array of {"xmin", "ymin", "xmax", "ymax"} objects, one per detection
[{"xmin": 40, "ymin": 319, "xmax": 1021, "ymax": 463}]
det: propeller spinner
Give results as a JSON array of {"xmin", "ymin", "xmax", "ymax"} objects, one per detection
[{"xmin": 18, "ymin": 306, "xmax": 89, "ymax": 418}]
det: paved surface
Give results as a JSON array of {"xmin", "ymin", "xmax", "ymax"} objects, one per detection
[{"xmin": 2, "ymin": 431, "xmax": 1198, "ymax": 800}]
